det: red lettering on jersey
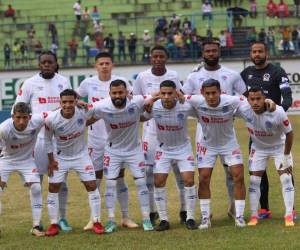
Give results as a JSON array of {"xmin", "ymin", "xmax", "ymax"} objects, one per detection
[
  {"xmin": 32, "ymin": 168, "xmax": 38, "ymax": 173},
  {"xmin": 18, "ymin": 88, "xmax": 23, "ymax": 96},
  {"xmin": 201, "ymin": 116, "xmax": 209, "ymax": 123},
  {"xmin": 157, "ymin": 124, "xmax": 165, "ymax": 130},
  {"xmin": 155, "ymin": 151, "xmax": 163, "ymax": 160},
  {"xmin": 143, "ymin": 141, "xmax": 148, "ymax": 152},
  {"xmin": 10, "ymin": 145, "xmax": 19, "ymax": 149},
  {"xmin": 42, "ymin": 112, "xmax": 48, "ymax": 118},
  {"xmin": 187, "ymin": 95, "xmax": 192, "ymax": 100},
  {"xmin": 283, "ymin": 120, "xmax": 289, "ymax": 126},
  {"xmin": 85, "ymin": 165, "xmax": 94, "ymax": 171},
  {"xmin": 92, "ymin": 97, "xmax": 99, "ymax": 102},
  {"xmin": 39, "ymin": 97, "xmax": 47, "ymax": 104},
  {"xmin": 247, "ymin": 128, "xmax": 254, "ymax": 134},
  {"xmin": 110, "ymin": 124, "xmax": 118, "ymax": 129},
  {"xmin": 103, "ymin": 155, "xmax": 110, "ymax": 167}
]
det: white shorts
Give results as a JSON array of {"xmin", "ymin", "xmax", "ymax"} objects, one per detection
[
  {"xmin": 154, "ymin": 144, "xmax": 195, "ymax": 174},
  {"xmin": 0, "ymin": 158, "xmax": 40, "ymax": 184},
  {"xmin": 88, "ymin": 147, "xmax": 104, "ymax": 171},
  {"xmin": 142, "ymin": 130, "xmax": 159, "ymax": 166},
  {"xmin": 196, "ymin": 144, "xmax": 243, "ymax": 168},
  {"xmin": 248, "ymin": 145, "xmax": 290, "ymax": 172},
  {"xmin": 34, "ymin": 137, "xmax": 50, "ymax": 175},
  {"xmin": 49, "ymin": 155, "xmax": 96, "ymax": 183},
  {"xmin": 103, "ymin": 148, "xmax": 145, "ymax": 179}
]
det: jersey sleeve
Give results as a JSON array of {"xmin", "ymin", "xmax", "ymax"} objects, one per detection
[
  {"xmin": 44, "ymin": 118, "xmax": 54, "ymax": 154},
  {"xmin": 234, "ymin": 96, "xmax": 250, "ymax": 118},
  {"xmin": 133, "ymin": 95, "xmax": 148, "ymax": 109},
  {"xmin": 185, "ymin": 94, "xmax": 203, "ymax": 108},
  {"xmin": 172, "ymin": 72, "xmax": 183, "ymax": 90},
  {"xmin": 76, "ymin": 79, "xmax": 88, "ymax": 97},
  {"xmin": 275, "ymin": 68, "xmax": 293, "ymax": 111},
  {"xmin": 89, "ymin": 101, "xmax": 105, "ymax": 120},
  {"xmin": 233, "ymin": 73, "xmax": 247, "ymax": 95},
  {"xmin": 182, "ymin": 74, "xmax": 195, "ymax": 94},
  {"xmin": 133, "ymin": 74, "xmax": 144, "ymax": 95},
  {"xmin": 277, "ymin": 107, "xmax": 292, "ymax": 134},
  {"xmin": 15, "ymin": 80, "xmax": 32, "ymax": 104}
]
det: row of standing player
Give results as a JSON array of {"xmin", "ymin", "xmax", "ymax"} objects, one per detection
[{"xmin": 0, "ymin": 40, "xmax": 294, "ymax": 236}]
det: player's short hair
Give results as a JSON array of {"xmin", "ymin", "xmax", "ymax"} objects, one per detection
[
  {"xmin": 202, "ymin": 79, "xmax": 221, "ymax": 90},
  {"xmin": 60, "ymin": 89, "xmax": 78, "ymax": 99},
  {"xmin": 13, "ymin": 102, "xmax": 31, "ymax": 114},
  {"xmin": 38, "ymin": 50, "xmax": 59, "ymax": 72},
  {"xmin": 160, "ymin": 80, "xmax": 176, "ymax": 89},
  {"xmin": 248, "ymin": 85, "xmax": 265, "ymax": 96},
  {"xmin": 202, "ymin": 39, "xmax": 220, "ymax": 49},
  {"xmin": 250, "ymin": 41, "xmax": 268, "ymax": 51},
  {"xmin": 95, "ymin": 51, "xmax": 113, "ymax": 62},
  {"xmin": 110, "ymin": 79, "xmax": 127, "ymax": 89},
  {"xmin": 150, "ymin": 45, "xmax": 169, "ymax": 58}
]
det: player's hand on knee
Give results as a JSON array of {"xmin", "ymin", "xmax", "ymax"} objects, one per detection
[
  {"xmin": 280, "ymin": 154, "xmax": 293, "ymax": 172},
  {"xmin": 48, "ymin": 160, "xmax": 59, "ymax": 177}
]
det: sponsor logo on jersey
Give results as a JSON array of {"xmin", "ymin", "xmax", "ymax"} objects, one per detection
[
  {"xmin": 77, "ymin": 118, "xmax": 84, "ymax": 126},
  {"xmin": 201, "ymin": 116, "xmax": 209, "ymax": 123},
  {"xmin": 39, "ymin": 97, "xmax": 47, "ymax": 103},
  {"xmin": 265, "ymin": 121, "xmax": 273, "ymax": 129},
  {"xmin": 263, "ymin": 73, "xmax": 270, "ymax": 82},
  {"xmin": 283, "ymin": 119, "xmax": 289, "ymax": 126},
  {"xmin": 37, "ymin": 86, "xmax": 44, "ymax": 91}
]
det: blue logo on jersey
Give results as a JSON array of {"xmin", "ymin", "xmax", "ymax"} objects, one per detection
[
  {"xmin": 58, "ymin": 126, "xmax": 64, "ymax": 132},
  {"xmin": 177, "ymin": 113, "xmax": 184, "ymax": 120},
  {"xmin": 128, "ymin": 107, "xmax": 135, "ymax": 114},
  {"xmin": 31, "ymin": 129, "xmax": 36, "ymax": 135},
  {"xmin": 58, "ymin": 84, "xmax": 64, "ymax": 91},
  {"xmin": 246, "ymin": 117, "xmax": 252, "ymax": 123},
  {"xmin": 222, "ymin": 106, "xmax": 229, "ymax": 113},
  {"xmin": 265, "ymin": 121, "xmax": 272, "ymax": 129},
  {"xmin": 77, "ymin": 118, "xmax": 84, "ymax": 126}
]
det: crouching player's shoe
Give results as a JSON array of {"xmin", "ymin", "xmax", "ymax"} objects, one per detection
[
  {"xmin": 235, "ymin": 216, "xmax": 246, "ymax": 228},
  {"xmin": 150, "ymin": 212, "xmax": 159, "ymax": 226},
  {"xmin": 121, "ymin": 218, "xmax": 139, "ymax": 228},
  {"xmin": 179, "ymin": 211, "xmax": 187, "ymax": 224},
  {"xmin": 258, "ymin": 209, "xmax": 272, "ymax": 219},
  {"xmin": 31, "ymin": 225, "xmax": 45, "ymax": 237},
  {"xmin": 142, "ymin": 219, "xmax": 154, "ymax": 231},
  {"xmin": 83, "ymin": 220, "xmax": 94, "ymax": 231},
  {"xmin": 186, "ymin": 219, "xmax": 197, "ymax": 230},
  {"xmin": 247, "ymin": 216, "xmax": 258, "ymax": 226},
  {"xmin": 155, "ymin": 220, "xmax": 170, "ymax": 231},
  {"xmin": 93, "ymin": 222, "xmax": 105, "ymax": 234},
  {"xmin": 45, "ymin": 224, "xmax": 60, "ymax": 236},
  {"xmin": 285, "ymin": 215, "xmax": 295, "ymax": 227},
  {"xmin": 58, "ymin": 218, "xmax": 72, "ymax": 232},
  {"xmin": 198, "ymin": 217, "xmax": 211, "ymax": 230},
  {"xmin": 105, "ymin": 221, "xmax": 117, "ymax": 233}
]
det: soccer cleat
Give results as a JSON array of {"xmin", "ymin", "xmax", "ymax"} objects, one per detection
[
  {"xmin": 185, "ymin": 219, "xmax": 197, "ymax": 230},
  {"xmin": 179, "ymin": 211, "xmax": 187, "ymax": 224},
  {"xmin": 31, "ymin": 225, "xmax": 45, "ymax": 237},
  {"xmin": 227, "ymin": 203, "xmax": 236, "ymax": 220},
  {"xmin": 258, "ymin": 209, "xmax": 272, "ymax": 219},
  {"xmin": 150, "ymin": 212, "xmax": 159, "ymax": 226},
  {"xmin": 293, "ymin": 210, "xmax": 297, "ymax": 221},
  {"xmin": 235, "ymin": 216, "xmax": 246, "ymax": 228},
  {"xmin": 58, "ymin": 218, "xmax": 72, "ymax": 232},
  {"xmin": 93, "ymin": 222, "xmax": 105, "ymax": 234},
  {"xmin": 198, "ymin": 217, "xmax": 211, "ymax": 230},
  {"xmin": 83, "ymin": 220, "xmax": 94, "ymax": 231},
  {"xmin": 45, "ymin": 224, "xmax": 60, "ymax": 237},
  {"xmin": 121, "ymin": 218, "xmax": 139, "ymax": 228},
  {"xmin": 155, "ymin": 220, "xmax": 170, "ymax": 231},
  {"xmin": 247, "ymin": 216, "xmax": 258, "ymax": 226},
  {"xmin": 105, "ymin": 221, "xmax": 117, "ymax": 233},
  {"xmin": 285, "ymin": 215, "xmax": 295, "ymax": 227},
  {"xmin": 143, "ymin": 219, "xmax": 154, "ymax": 231}
]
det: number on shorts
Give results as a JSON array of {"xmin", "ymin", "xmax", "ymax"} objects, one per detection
[
  {"xmin": 197, "ymin": 143, "xmax": 207, "ymax": 156},
  {"xmin": 143, "ymin": 141, "xmax": 148, "ymax": 152},
  {"xmin": 103, "ymin": 155, "xmax": 110, "ymax": 167}
]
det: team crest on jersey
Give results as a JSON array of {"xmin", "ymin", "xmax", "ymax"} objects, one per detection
[
  {"xmin": 265, "ymin": 121, "xmax": 273, "ymax": 129},
  {"xmin": 57, "ymin": 84, "xmax": 64, "ymax": 91},
  {"xmin": 155, "ymin": 114, "xmax": 162, "ymax": 119},
  {"xmin": 128, "ymin": 107, "xmax": 135, "ymax": 114},
  {"xmin": 177, "ymin": 113, "xmax": 184, "ymax": 120},
  {"xmin": 77, "ymin": 118, "xmax": 84, "ymax": 126},
  {"xmin": 263, "ymin": 73, "xmax": 270, "ymax": 82},
  {"xmin": 222, "ymin": 106, "xmax": 229, "ymax": 113},
  {"xmin": 221, "ymin": 75, "xmax": 228, "ymax": 80},
  {"xmin": 58, "ymin": 126, "xmax": 64, "ymax": 132}
]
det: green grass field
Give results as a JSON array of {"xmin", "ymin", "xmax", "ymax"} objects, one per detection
[{"xmin": 0, "ymin": 117, "xmax": 300, "ymax": 250}]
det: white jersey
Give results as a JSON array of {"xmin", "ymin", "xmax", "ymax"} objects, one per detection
[
  {"xmin": 182, "ymin": 65, "xmax": 246, "ymax": 95},
  {"xmin": 15, "ymin": 73, "xmax": 71, "ymax": 138},
  {"xmin": 44, "ymin": 107, "xmax": 91, "ymax": 160},
  {"xmin": 0, "ymin": 114, "xmax": 44, "ymax": 163},
  {"xmin": 91, "ymin": 95, "xmax": 145, "ymax": 155},
  {"xmin": 239, "ymin": 104, "xmax": 292, "ymax": 149},
  {"xmin": 133, "ymin": 68, "xmax": 182, "ymax": 134},
  {"xmin": 186, "ymin": 94, "xmax": 243, "ymax": 148},
  {"xmin": 145, "ymin": 100, "xmax": 196, "ymax": 151},
  {"xmin": 76, "ymin": 75, "xmax": 132, "ymax": 149}
]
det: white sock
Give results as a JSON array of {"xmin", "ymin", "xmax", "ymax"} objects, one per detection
[
  {"xmin": 249, "ymin": 175, "xmax": 261, "ymax": 217},
  {"xmin": 224, "ymin": 166, "xmax": 235, "ymax": 206},
  {"xmin": 29, "ymin": 183, "xmax": 43, "ymax": 227},
  {"xmin": 200, "ymin": 199, "xmax": 210, "ymax": 219},
  {"xmin": 47, "ymin": 192, "xmax": 59, "ymax": 224},
  {"xmin": 235, "ymin": 200, "xmax": 245, "ymax": 218},
  {"xmin": 105, "ymin": 179, "xmax": 117, "ymax": 221},
  {"xmin": 135, "ymin": 178, "xmax": 150, "ymax": 220},
  {"xmin": 58, "ymin": 182, "xmax": 68, "ymax": 220},
  {"xmin": 88, "ymin": 189, "xmax": 101, "ymax": 222},
  {"xmin": 146, "ymin": 164, "xmax": 156, "ymax": 213},
  {"xmin": 185, "ymin": 185, "xmax": 196, "ymax": 220},
  {"xmin": 280, "ymin": 173, "xmax": 294, "ymax": 216},
  {"xmin": 173, "ymin": 165, "xmax": 186, "ymax": 211},
  {"xmin": 154, "ymin": 187, "xmax": 168, "ymax": 221},
  {"xmin": 116, "ymin": 177, "xmax": 129, "ymax": 219},
  {"xmin": 0, "ymin": 187, "xmax": 3, "ymax": 215}
]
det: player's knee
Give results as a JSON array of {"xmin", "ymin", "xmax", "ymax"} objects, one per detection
[
  {"xmin": 154, "ymin": 179, "xmax": 165, "ymax": 188},
  {"xmin": 49, "ymin": 183, "xmax": 61, "ymax": 193},
  {"xmin": 84, "ymin": 181, "xmax": 97, "ymax": 192},
  {"xmin": 183, "ymin": 179, "xmax": 194, "ymax": 187},
  {"xmin": 95, "ymin": 170, "xmax": 103, "ymax": 179},
  {"xmin": 30, "ymin": 183, "xmax": 42, "ymax": 196}
]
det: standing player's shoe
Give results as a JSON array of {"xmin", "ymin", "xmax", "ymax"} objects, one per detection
[
  {"xmin": 121, "ymin": 218, "xmax": 139, "ymax": 228},
  {"xmin": 105, "ymin": 221, "xmax": 117, "ymax": 233},
  {"xmin": 258, "ymin": 209, "xmax": 272, "ymax": 219},
  {"xmin": 155, "ymin": 220, "xmax": 170, "ymax": 231},
  {"xmin": 247, "ymin": 216, "xmax": 258, "ymax": 226},
  {"xmin": 93, "ymin": 222, "xmax": 105, "ymax": 234},
  {"xmin": 150, "ymin": 212, "xmax": 159, "ymax": 226},
  {"xmin": 143, "ymin": 219, "xmax": 154, "ymax": 231},
  {"xmin": 58, "ymin": 218, "xmax": 72, "ymax": 232},
  {"xmin": 83, "ymin": 220, "xmax": 94, "ymax": 231},
  {"xmin": 31, "ymin": 226, "xmax": 45, "ymax": 237},
  {"xmin": 235, "ymin": 216, "xmax": 246, "ymax": 228},
  {"xmin": 285, "ymin": 215, "xmax": 295, "ymax": 227},
  {"xmin": 198, "ymin": 217, "xmax": 211, "ymax": 230},
  {"xmin": 186, "ymin": 219, "xmax": 197, "ymax": 230},
  {"xmin": 179, "ymin": 211, "xmax": 187, "ymax": 224},
  {"xmin": 227, "ymin": 203, "xmax": 236, "ymax": 220},
  {"xmin": 45, "ymin": 224, "xmax": 60, "ymax": 236},
  {"xmin": 293, "ymin": 210, "xmax": 297, "ymax": 220}
]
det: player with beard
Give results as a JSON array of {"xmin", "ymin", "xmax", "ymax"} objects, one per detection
[
  {"xmin": 15, "ymin": 51, "xmax": 72, "ymax": 231},
  {"xmin": 241, "ymin": 41, "xmax": 294, "ymax": 220},
  {"xmin": 182, "ymin": 40, "xmax": 247, "ymax": 219}
]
